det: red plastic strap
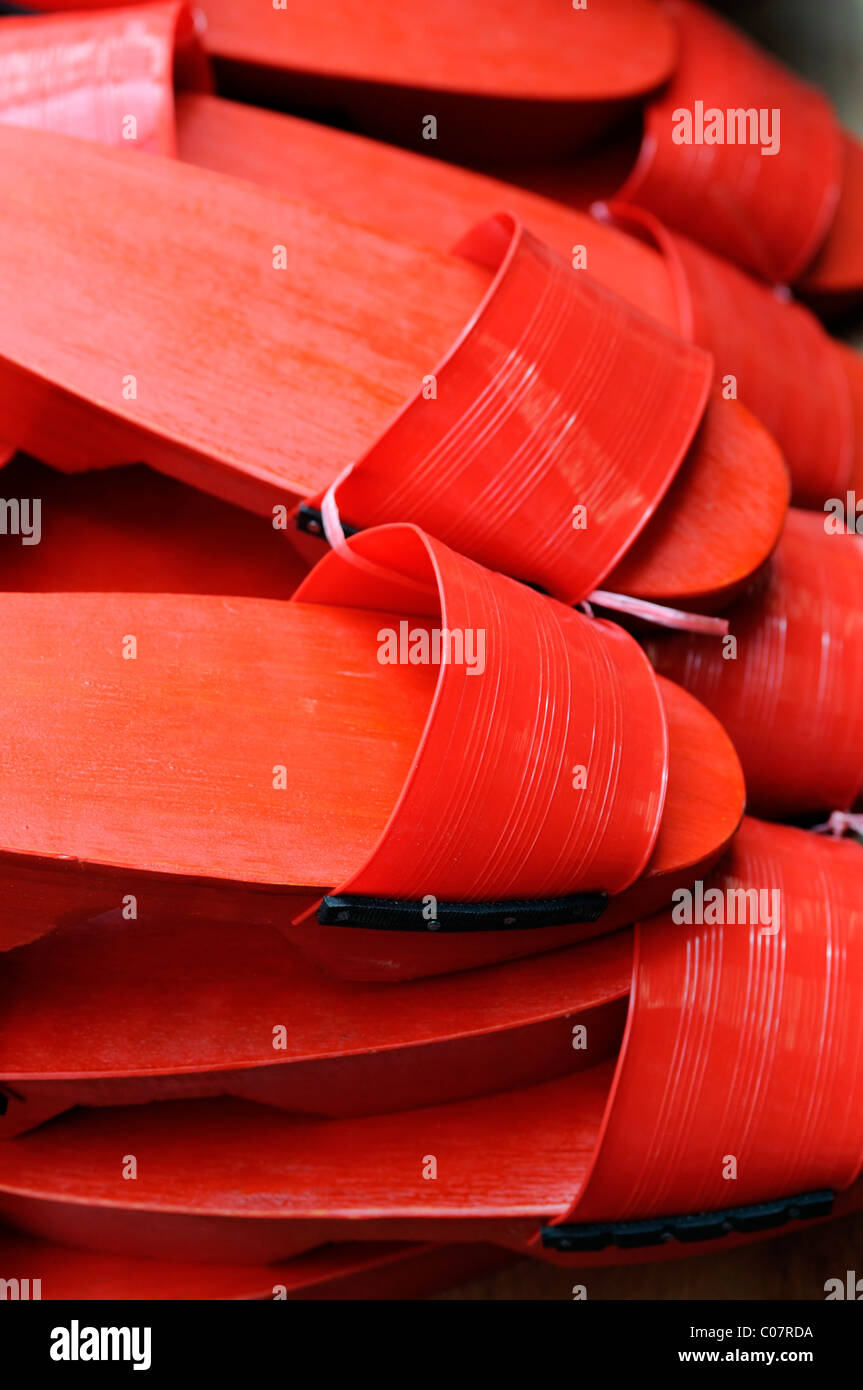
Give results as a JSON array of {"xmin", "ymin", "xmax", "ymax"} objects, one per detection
[
  {"xmin": 293, "ymin": 523, "xmax": 669, "ymax": 901},
  {"xmin": 566, "ymin": 817, "xmax": 863, "ymax": 1224},
  {"xmin": 647, "ymin": 510, "xmax": 863, "ymax": 819},
  {"xmin": 606, "ymin": 202, "xmax": 854, "ymax": 506},
  {"xmin": 0, "ymin": 2, "xmax": 210, "ymax": 156},
  {"xmin": 622, "ymin": 0, "xmax": 842, "ymax": 285},
  {"xmin": 320, "ymin": 212, "xmax": 712, "ymax": 606}
]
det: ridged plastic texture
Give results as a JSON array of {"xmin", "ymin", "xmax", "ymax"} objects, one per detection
[
  {"xmin": 646, "ymin": 510, "xmax": 863, "ymax": 818},
  {"xmin": 293, "ymin": 522, "xmax": 668, "ymax": 900},
  {"xmin": 327, "ymin": 212, "xmax": 712, "ymax": 604},
  {"xmin": 623, "ymin": 0, "xmax": 842, "ymax": 284},
  {"xmin": 566, "ymin": 817, "xmax": 863, "ymax": 1223},
  {"xmin": 609, "ymin": 203, "xmax": 854, "ymax": 508}
]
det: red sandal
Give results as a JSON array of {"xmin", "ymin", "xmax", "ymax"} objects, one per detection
[
  {"xmin": 0, "ymin": 114, "xmax": 790, "ymax": 611},
  {"xmin": 0, "ymin": 818, "xmax": 859, "ymax": 1267},
  {"xmin": 0, "ymin": 524, "xmax": 743, "ymax": 975}
]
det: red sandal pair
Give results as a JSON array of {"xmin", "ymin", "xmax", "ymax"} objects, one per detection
[{"xmin": 0, "ymin": 524, "xmax": 743, "ymax": 975}]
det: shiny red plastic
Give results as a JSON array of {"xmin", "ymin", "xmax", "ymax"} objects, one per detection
[
  {"xmin": 316, "ymin": 214, "xmax": 711, "ymax": 605},
  {"xmin": 799, "ymin": 132, "xmax": 863, "ymax": 305},
  {"xmin": 0, "ymin": 2, "xmax": 208, "ymax": 153},
  {"xmin": 567, "ymin": 818, "xmax": 863, "ymax": 1223},
  {"xmin": 646, "ymin": 510, "xmax": 863, "ymax": 819},
  {"xmin": 606, "ymin": 203, "xmax": 855, "ymax": 507},
  {"xmin": 288, "ymin": 522, "xmax": 666, "ymax": 931},
  {"xmin": 623, "ymin": 0, "xmax": 842, "ymax": 285}
]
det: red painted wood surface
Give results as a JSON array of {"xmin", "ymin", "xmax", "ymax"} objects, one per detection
[
  {"xmin": 0, "ymin": 455, "xmax": 310, "ymax": 597},
  {"xmin": 0, "ymin": 923, "xmax": 631, "ymax": 1136},
  {"xmin": 18, "ymin": 0, "xmax": 674, "ymax": 162},
  {"xmin": 0, "ymin": 668, "xmax": 742, "ymax": 979},
  {"xmin": 174, "ymin": 94, "xmax": 681, "ymax": 331},
  {"xmin": 0, "ymin": 1226, "xmax": 509, "ymax": 1300}
]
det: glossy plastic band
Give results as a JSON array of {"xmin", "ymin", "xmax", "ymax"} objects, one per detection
[
  {"xmin": 293, "ymin": 523, "xmax": 669, "ymax": 904},
  {"xmin": 622, "ymin": 0, "xmax": 842, "ymax": 284},
  {"xmin": 314, "ymin": 212, "xmax": 712, "ymax": 605},
  {"xmin": 558, "ymin": 818, "xmax": 863, "ymax": 1227},
  {"xmin": 607, "ymin": 202, "xmax": 854, "ymax": 506},
  {"xmin": 0, "ymin": 2, "xmax": 210, "ymax": 155},
  {"xmin": 647, "ymin": 511, "xmax": 863, "ymax": 819}
]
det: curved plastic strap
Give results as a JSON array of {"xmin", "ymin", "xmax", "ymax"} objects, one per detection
[
  {"xmin": 0, "ymin": 2, "xmax": 210, "ymax": 155},
  {"xmin": 292, "ymin": 523, "xmax": 669, "ymax": 903},
  {"xmin": 560, "ymin": 818, "xmax": 863, "ymax": 1226},
  {"xmin": 315, "ymin": 212, "xmax": 712, "ymax": 605},
  {"xmin": 621, "ymin": 0, "xmax": 842, "ymax": 284},
  {"xmin": 606, "ymin": 202, "xmax": 854, "ymax": 506}
]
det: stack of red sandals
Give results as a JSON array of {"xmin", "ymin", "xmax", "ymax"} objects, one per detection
[{"xmin": 1, "ymin": 0, "xmax": 862, "ymax": 1301}]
